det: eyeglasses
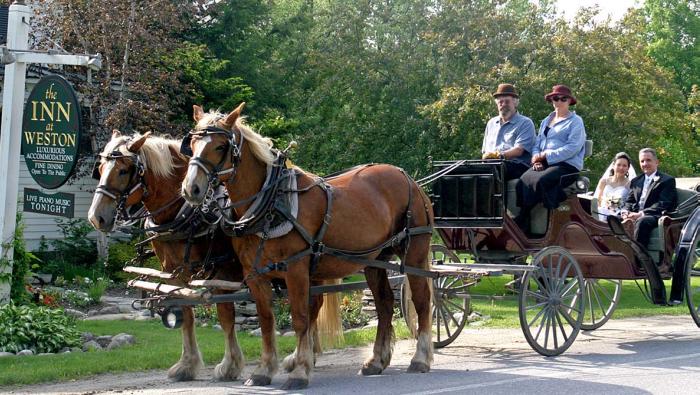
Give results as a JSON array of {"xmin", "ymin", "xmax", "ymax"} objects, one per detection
[{"xmin": 552, "ymin": 96, "xmax": 569, "ymax": 102}]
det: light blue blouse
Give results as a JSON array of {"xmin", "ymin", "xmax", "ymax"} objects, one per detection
[{"xmin": 533, "ymin": 111, "xmax": 586, "ymax": 170}]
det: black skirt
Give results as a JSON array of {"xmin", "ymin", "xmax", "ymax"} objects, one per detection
[{"xmin": 517, "ymin": 162, "xmax": 579, "ymax": 209}]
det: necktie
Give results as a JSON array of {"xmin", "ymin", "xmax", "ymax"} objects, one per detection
[{"xmin": 639, "ymin": 177, "xmax": 652, "ymax": 208}]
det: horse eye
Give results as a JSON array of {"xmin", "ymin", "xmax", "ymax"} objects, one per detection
[
  {"xmin": 118, "ymin": 169, "xmax": 129, "ymax": 176},
  {"xmin": 216, "ymin": 145, "xmax": 227, "ymax": 152}
]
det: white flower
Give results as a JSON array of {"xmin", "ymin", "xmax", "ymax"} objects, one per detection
[{"xmin": 653, "ymin": 175, "xmax": 660, "ymax": 182}]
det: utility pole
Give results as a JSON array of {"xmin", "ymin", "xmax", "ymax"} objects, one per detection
[{"xmin": 0, "ymin": 1, "xmax": 101, "ymax": 303}]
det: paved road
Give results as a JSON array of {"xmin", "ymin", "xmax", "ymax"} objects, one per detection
[{"xmin": 7, "ymin": 315, "xmax": 700, "ymax": 394}]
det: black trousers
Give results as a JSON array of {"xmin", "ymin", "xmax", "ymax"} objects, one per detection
[
  {"xmin": 517, "ymin": 162, "xmax": 579, "ymax": 210},
  {"xmin": 634, "ymin": 215, "xmax": 659, "ymax": 249},
  {"xmin": 504, "ymin": 161, "xmax": 529, "ymax": 181}
]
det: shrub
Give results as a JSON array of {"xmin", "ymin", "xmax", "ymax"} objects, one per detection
[
  {"xmin": 0, "ymin": 303, "xmax": 81, "ymax": 354},
  {"xmin": 86, "ymin": 277, "xmax": 109, "ymax": 304},
  {"xmin": 340, "ymin": 292, "xmax": 370, "ymax": 329},
  {"xmin": 106, "ymin": 238, "xmax": 160, "ymax": 282},
  {"xmin": 50, "ymin": 218, "xmax": 97, "ymax": 268},
  {"xmin": 5, "ymin": 212, "xmax": 41, "ymax": 304},
  {"xmin": 194, "ymin": 304, "xmax": 219, "ymax": 326},
  {"xmin": 273, "ymin": 299, "xmax": 291, "ymax": 329}
]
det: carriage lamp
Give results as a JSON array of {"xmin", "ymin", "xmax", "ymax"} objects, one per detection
[
  {"xmin": 161, "ymin": 307, "xmax": 184, "ymax": 329},
  {"xmin": 576, "ymin": 179, "xmax": 588, "ymax": 191}
]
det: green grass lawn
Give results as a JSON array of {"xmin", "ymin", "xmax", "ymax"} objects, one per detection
[{"xmin": 0, "ymin": 318, "xmax": 410, "ymax": 387}]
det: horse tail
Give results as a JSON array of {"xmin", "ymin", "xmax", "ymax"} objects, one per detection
[{"xmin": 317, "ymin": 279, "xmax": 345, "ymax": 350}]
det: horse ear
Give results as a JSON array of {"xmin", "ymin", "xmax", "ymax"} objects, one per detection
[
  {"xmin": 112, "ymin": 129, "xmax": 122, "ymax": 138},
  {"xmin": 193, "ymin": 105, "xmax": 204, "ymax": 122},
  {"xmin": 128, "ymin": 131, "xmax": 152, "ymax": 153},
  {"xmin": 222, "ymin": 102, "xmax": 246, "ymax": 128}
]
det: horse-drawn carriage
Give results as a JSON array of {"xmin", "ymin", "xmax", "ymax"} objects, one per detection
[
  {"xmin": 89, "ymin": 105, "xmax": 700, "ymax": 389},
  {"xmin": 407, "ymin": 153, "xmax": 700, "ymax": 356}
]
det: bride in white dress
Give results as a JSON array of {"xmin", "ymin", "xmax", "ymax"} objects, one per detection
[{"xmin": 594, "ymin": 152, "xmax": 636, "ymax": 221}]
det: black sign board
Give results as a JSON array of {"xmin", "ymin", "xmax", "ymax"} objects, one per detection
[
  {"xmin": 23, "ymin": 188, "xmax": 74, "ymax": 218},
  {"xmin": 21, "ymin": 75, "xmax": 82, "ymax": 189}
]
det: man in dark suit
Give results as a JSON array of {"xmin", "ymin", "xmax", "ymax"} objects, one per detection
[{"xmin": 621, "ymin": 147, "xmax": 678, "ymax": 254}]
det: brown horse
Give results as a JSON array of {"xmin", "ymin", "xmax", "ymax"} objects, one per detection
[
  {"xmin": 181, "ymin": 103, "xmax": 434, "ymax": 390},
  {"xmin": 87, "ymin": 131, "xmax": 244, "ymax": 381}
]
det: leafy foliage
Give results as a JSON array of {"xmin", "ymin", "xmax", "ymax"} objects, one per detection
[
  {"xmin": 0, "ymin": 303, "xmax": 81, "ymax": 354},
  {"xmin": 6, "ymin": 212, "xmax": 40, "ymax": 304},
  {"xmin": 50, "ymin": 219, "xmax": 98, "ymax": 269},
  {"xmin": 340, "ymin": 293, "xmax": 370, "ymax": 329}
]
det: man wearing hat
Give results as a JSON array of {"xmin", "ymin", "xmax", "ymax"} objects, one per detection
[{"xmin": 482, "ymin": 83, "xmax": 536, "ymax": 180}]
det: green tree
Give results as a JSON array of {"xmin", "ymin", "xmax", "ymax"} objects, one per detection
[{"xmin": 643, "ymin": 0, "xmax": 700, "ymax": 94}]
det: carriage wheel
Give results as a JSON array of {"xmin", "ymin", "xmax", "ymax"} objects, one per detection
[
  {"xmin": 400, "ymin": 245, "xmax": 469, "ymax": 348},
  {"xmin": 685, "ymin": 230, "xmax": 700, "ymax": 327},
  {"xmin": 571, "ymin": 279, "xmax": 622, "ymax": 331},
  {"xmin": 518, "ymin": 246, "xmax": 584, "ymax": 356}
]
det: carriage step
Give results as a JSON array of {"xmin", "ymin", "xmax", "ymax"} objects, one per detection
[
  {"xmin": 123, "ymin": 266, "xmax": 176, "ymax": 280},
  {"xmin": 127, "ymin": 279, "xmax": 211, "ymax": 301},
  {"xmin": 189, "ymin": 279, "xmax": 243, "ymax": 291}
]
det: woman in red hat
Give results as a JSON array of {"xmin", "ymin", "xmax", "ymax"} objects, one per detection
[{"xmin": 515, "ymin": 84, "xmax": 587, "ymax": 235}]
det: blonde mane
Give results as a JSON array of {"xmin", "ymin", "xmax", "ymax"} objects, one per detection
[
  {"xmin": 101, "ymin": 133, "xmax": 186, "ymax": 179},
  {"xmin": 196, "ymin": 111, "xmax": 276, "ymax": 166}
]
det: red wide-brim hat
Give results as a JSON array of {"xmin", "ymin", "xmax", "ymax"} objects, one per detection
[{"xmin": 545, "ymin": 84, "xmax": 577, "ymax": 105}]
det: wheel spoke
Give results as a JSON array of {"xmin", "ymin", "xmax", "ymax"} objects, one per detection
[
  {"xmin": 560, "ymin": 277, "xmax": 580, "ymax": 299},
  {"xmin": 587, "ymin": 281, "xmax": 596, "ymax": 324},
  {"xmin": 543, "ymin": 309, "xmax": 552, "ymax": 349},
  {"xmin": 441, "ymin": 301, "xmax": 462, "ymax": 327},
  {"xmin": 526, "ymin": 301, "xmax": 549, "ymax": 311},
  {"xmin": 554, "ymin": 309, "xmax": 570, "ymax": 342},
  {"xmin": 551, "ymin": 307, "xmax": 559, "ymax": 350},
  {"xmin": 557, "ymin": 304, "xmax": 578, "ymax": 326},
  {"xmin": 438, "ymin": 304, "xmax": 453, "ymax": 338},
  {"xmin": 556, "ymin": 261, "xmax": 573, "ymax": 294},
  {"xmin": 532, "ymin": 306, "xmax": 549, "ymax": 340},
  {"xmin": 592, "ymin": 280, "xmax": 615, "ymax": 303},
  {"xmin": 443, "ymin": 298, "xmax": 468, "ymax": 314},
  {"xmin": 532, "ymin": 273, "xmax": 550, "ymax": 295},
  {"xmin": 525, "ymin": 289, "xmax": 549, "ymax": 301}
]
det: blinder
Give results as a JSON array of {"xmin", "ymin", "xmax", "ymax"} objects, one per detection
[
  {"xmin": 180, "ymin": 133, "xmax": 193, "ymax": 157},
  {"xmin": 92, "ymin": 159, "xmax": 102, "ymax": 180}
]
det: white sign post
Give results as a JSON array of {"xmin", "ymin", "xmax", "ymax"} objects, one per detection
[{"xmin": 0, "ymin": 1, "xmax": 100, "ymax": 303}]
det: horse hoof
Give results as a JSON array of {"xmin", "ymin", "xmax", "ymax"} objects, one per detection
[
  {"xmin": 407, "ymin": 361, "xmax": 430, "ymax": 373},
  {"xmin": 167, "ymin": 363, "xmax": 199, "ymax": 381},
  {"xmin": 281, "ymin": 378, "xmax": 309, "ymax": 390},
  {"xmin": 244, "ymin": 375, "xmax": 271, "ymax": 386},
  {"xmin": 214, "ymin": 362, "xmax": 240, "ymax": 381},
  {"xmin": 360, "ymin": 364, "xmax": 383, "ymax": 376}
]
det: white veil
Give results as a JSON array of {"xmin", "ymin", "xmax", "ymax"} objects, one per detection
[{"xmin": 593, "ymin": 153, "xmax": 637, "ymax": 198}]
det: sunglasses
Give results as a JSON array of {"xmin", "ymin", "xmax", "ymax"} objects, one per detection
[{"xmin": 551, "ymin": 96, "xmax": 569, "ymax": 102}]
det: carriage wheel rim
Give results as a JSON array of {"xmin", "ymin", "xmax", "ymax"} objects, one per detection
[
  {"xmin": 686, "ymin": 233, "xmax": 700, "ymax": 326},
  {"xmin": 519, "ymin": 246, "xmax": 584, "ymax": 356},
  {"xmin": 573, "ymin": 279, "xmax": 621, "ymax": 331}
]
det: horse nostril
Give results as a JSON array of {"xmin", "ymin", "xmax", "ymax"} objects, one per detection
[
  {"xmin": 193, "ymin": 185, "xmax": 200, "ymax": 196},
  {"xmin": 98, "ymin": 216, "xmax": 105, "ymax": 225}
]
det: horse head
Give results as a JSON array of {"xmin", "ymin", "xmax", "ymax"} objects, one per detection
[
  {"xmin": 87, "ymin": 130, "xmax": 151, "ymax": 231},
  {"xmin": 181, "ymin": 102, "xmax": 248, "ymax": 205}
]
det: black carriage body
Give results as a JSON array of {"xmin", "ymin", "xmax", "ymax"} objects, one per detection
[{"xmin": 431, "ymin": 160, "xmax": 505, "ymax": 228}]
